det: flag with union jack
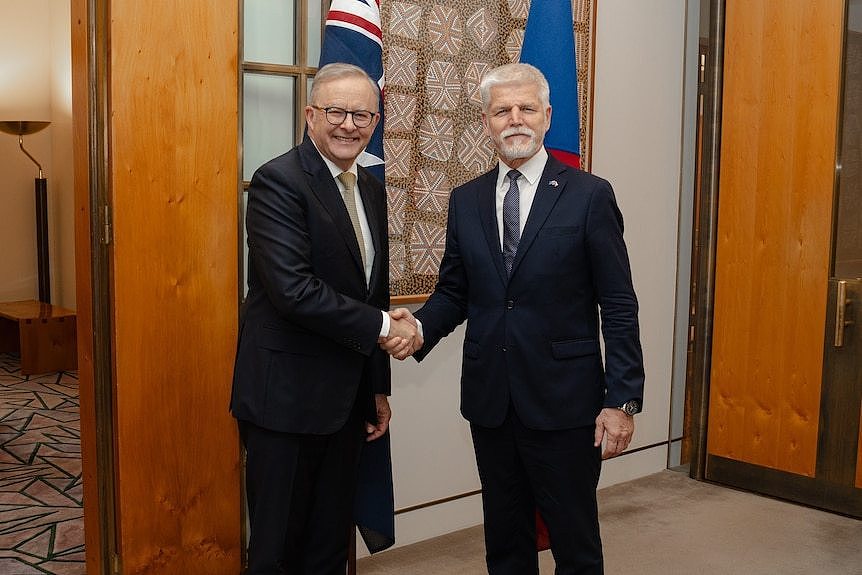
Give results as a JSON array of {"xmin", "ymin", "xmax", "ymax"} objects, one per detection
[
  {"xmin": 317, "ymin": 0, "xmax": 394, "ymax": 554},
  {"xmin": 318, "ymin": 0, "xmax": 386, "ymax": 182}
]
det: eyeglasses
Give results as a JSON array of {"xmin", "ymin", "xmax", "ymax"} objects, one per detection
[{"xmin": 310, "ymin": 105, "xmax": 377, "ymax": 128}]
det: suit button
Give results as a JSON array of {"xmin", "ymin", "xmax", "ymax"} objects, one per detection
[{"xmin": 506, "ymin": 300, "xmax": 514, "ymax": 309}]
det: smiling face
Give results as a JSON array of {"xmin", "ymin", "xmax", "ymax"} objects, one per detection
[
  {"xmin": 482, "ymin": 82, "xmax": 552, "ymax": 169},
  {"xmin": 305, "ymin": 74, "xmax": 380, "ymax": 171}
]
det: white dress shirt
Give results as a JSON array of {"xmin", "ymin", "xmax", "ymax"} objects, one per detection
[
  {"xmin": 315, "ymin": 149, "xmax": 390, "ymax": 338},
  {"xmin": 494, "ymin": 147, "xmax": 549, "ymax": 250}
]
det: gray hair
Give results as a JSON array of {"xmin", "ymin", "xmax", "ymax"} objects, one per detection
[
  {"xmin": 310, "ymin": 63, "xmax": 380, "ymax": 109},
  {"xmin": 479, "ymin": 63, "xmax": 550, "ymax": 111}
]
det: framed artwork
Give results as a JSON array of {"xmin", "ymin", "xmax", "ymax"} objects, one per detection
[{"xmin": 382, "ymin": 0, "xmax": 596, "ymax": 300}]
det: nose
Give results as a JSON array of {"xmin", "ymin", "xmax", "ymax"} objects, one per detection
[
  {"xmin": 340, "ymin": 114, "xmax": 358, "ymax": 129},
  {"xmin": 509, "ymin": 106, "xmax": 524, "ymax": 125}
]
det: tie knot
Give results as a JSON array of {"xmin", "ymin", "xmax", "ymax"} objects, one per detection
[
  {"xmin": 507, "ymin": 170, "xmax": 521, "ymax": 183},
  {"xmin": 337, "ymin": 171, "xmax": 356, "ymax": 191}
]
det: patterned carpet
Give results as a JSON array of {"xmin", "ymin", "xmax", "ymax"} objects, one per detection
[{"xmin": 0, "ymin": 353, "xmax": 84, "ymax": 575}]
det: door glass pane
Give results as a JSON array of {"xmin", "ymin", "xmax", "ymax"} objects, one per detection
[
  {"xmin": 243, "ymin": 73, "xmax": 295, "ymax": 181},
  {"xmin": 244, "ymin": 0, "xmax": 296, "ymax": 65},
  {"xmin": 307, "ymin": 0, "xmax": 323, "ymax": 67},
  {"xmin": 835, "ymin": 0, "xmax": 862, "ymax": 277}
]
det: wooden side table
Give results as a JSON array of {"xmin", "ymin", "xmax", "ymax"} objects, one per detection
[{"xmin": 0, "ymin": 300, "xmax": 78, "ymax": 375}]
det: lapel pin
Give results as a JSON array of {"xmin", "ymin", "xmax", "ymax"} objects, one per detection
[{"xmin": 549, "ymin": 180, "xmax": 559, "ymax": 187}]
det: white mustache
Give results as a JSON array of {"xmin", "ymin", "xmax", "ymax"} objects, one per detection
[{"xmin": 500, "ymin": 127, "xmax": 535, "ymax": 139}]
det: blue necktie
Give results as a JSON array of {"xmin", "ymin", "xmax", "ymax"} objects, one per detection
[{"xmin": 502, "ymin": 170, "xmax": 521, "ymax": 275}]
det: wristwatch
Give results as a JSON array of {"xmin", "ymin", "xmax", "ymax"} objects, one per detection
[{"xmin": 618, "ymin": 399, "xmax": 641, "ymax": 416}]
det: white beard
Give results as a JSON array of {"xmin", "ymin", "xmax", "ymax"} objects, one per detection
[{"xmin": 496, "ymin": 127, "xmax": 542, "ymax": 160}]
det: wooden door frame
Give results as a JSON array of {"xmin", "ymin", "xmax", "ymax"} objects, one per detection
[
  {"xmin": 687, "ymin": 0, "xmax": 725, "ymax": 482},
  {"xmin": 73, "ymin": 0, "xmax": 118, "ymax": 573}
]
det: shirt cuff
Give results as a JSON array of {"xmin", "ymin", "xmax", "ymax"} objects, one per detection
[{"xmin": 379, "ymin": 310, "xmax": 390, "ymax": 338}]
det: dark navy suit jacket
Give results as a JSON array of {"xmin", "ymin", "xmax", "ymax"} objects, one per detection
[
  {"xmin": 230, "ymin": 135, "xmax": 390, "ymax": 434},
  {"xmin": 415, "ymin": 153, "xmax": 644, "ymax": 430}
]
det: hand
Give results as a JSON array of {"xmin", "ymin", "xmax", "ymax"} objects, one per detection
[
  {"xmin": 379, "ymin": 308, "xmax": 423, "ymax": 360},
  {"xmin": 365, "ymin": 394, "xmax": 391, "ymax": 442},
  {"xmin": 594, "ymin": 407, "xmax": 635, "ymax": 459}
]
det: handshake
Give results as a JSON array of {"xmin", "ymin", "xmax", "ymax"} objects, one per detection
[{"xmin": 378, "ymin": 307, "xmax": 423, "ymax": 360}]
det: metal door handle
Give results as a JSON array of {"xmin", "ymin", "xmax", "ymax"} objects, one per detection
[{"xmin": 834, "ymin": 280, "xmax": 853, "ymax": 347}]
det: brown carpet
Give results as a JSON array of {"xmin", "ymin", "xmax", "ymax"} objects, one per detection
[{"xmin": 358, "ymin": 469, "xmax": 862, "ymax": 574}]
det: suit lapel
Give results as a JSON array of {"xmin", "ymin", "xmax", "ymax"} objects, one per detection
[
  {"xmin": 477, "ymin": 168, "xmax": 508, "ymax": 284},
  {"xmin": 358, "ymin": 167, "xmax": 384, "ymax": 290},
  {"xmin": 298, "ymin": 138, "xmax": 365, "ymax": 279},
  {"xmin": 510, "ymin": 158, "xmax": 566, "ymax": 276}
]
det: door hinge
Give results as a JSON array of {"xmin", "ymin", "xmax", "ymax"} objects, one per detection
[
  {"xmin": 111, "ymin": 552, "xmax": 121, "ymax": 574},
  {"xmin": 102, "ymin": 204, "xmax": 112, "ymax": 245}
]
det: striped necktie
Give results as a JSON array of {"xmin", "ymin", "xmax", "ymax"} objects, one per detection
[{"xmin": 336, "ymin": 171, "xmax": 367, "ymax": 268}]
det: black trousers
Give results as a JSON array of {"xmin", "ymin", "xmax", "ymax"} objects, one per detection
[
  {"xmin": 471, "ymin": 407, "xmax": 603, "ymax": 575},
  {"xmin": 239, "ymin": 404, "xmax": 365, "ymax": 575}
]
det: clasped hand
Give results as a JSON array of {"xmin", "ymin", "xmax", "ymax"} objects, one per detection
[{"xmin": 378, "ymin": 308, "xmax": 423, "ymax": 360}]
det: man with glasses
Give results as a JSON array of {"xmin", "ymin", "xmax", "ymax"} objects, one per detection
[{"xmin": 231, "ymin": 62, "xmax": 420, "ymax": 574}]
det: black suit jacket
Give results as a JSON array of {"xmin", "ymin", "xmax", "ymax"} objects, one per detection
[
  {"xmin": 415, "ymin": 153, "xmax": 644, "ymax": 430},
  {"xmin": 231, "ymin": 136, "xmax": 390, "ymax": 434}
]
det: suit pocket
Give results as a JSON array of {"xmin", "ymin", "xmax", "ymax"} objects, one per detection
[
  {"xmin": 258, "ymin": 326, "xmax": 321, "ymax": 356},
  {"xmin": 539, "ymin": 225, "xmax": 580, "ymax": 237},
  {"xmin": 551, "ymin": 338, "xmax": 599, "ymax": 359}
]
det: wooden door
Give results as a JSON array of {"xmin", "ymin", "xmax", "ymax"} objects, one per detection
[
  {"xmin": 706, "ymin": 0, "xmax": 862, "ymax": 517},
  {"xmin": 72, "ymin": 0, "xmax": 244, "ymax": 572}
]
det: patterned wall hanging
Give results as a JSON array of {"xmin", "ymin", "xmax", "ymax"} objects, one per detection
[{"xmin": 383, "ymin": 0, "xmax": 595, "ymax": 299}]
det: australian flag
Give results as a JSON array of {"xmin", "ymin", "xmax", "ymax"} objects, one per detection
[
  {"xmin": 318, "ymin": 0, "xmax": 394, "ymax": 554},
  {"xmin": 319, "ymin": 0, "xmax": 386, "ymax": 182}
]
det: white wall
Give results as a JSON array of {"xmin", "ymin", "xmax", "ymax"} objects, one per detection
[
  {"xmin": 50, "ymin": 0, "xmax": 75, "ymax": 309},
  {"xmin": 385, "ymin": 320, "xmax": 482, "ymax": 551},
  {"xmin": 0, "ymin": 0, "xmax": 75, "ymax": 309},
  {"xmin": 373, "ymin": 0, "xmax": 695, "ymax": 554},
  {"xmin": 591, "ymin": 0, "xmax": 688, "ymax": 467},
  {"xmin": 669, "ymin": 0, "xmax": 701, "ymax": 465}
]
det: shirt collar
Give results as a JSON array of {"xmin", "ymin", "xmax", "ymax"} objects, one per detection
[
  {"xmin": 497, "ymin": 147, "xmax": 548, "ymax": 187},
  {"xmin": 310, "ymin": 137, "xmax": 358, "ymax": 180}
]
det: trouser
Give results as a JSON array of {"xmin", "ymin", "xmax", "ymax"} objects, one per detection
[
  {"xmin": 239, "ymin": 404, "xmax": 365, "ymax": 575},
  {"xmin": 471, "ymin": 407, "xmax": 603, "ymax": 575}
]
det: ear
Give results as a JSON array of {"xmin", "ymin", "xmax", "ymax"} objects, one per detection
[
  {"xmin": 481, "ymin": 112, "xmax": 490, "ymax": 136},
  {"xmin": 304, "ymin": 106, "xmax": 316, "ymax": 131},
  {"xmin": 545, "ymin": 105, "xmax": 552, "ymax": 131}
]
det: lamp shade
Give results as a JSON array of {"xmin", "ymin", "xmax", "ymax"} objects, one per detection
[{"xmin": 0, "ymin": 121, "xmax": 50, "ymax": 136}]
